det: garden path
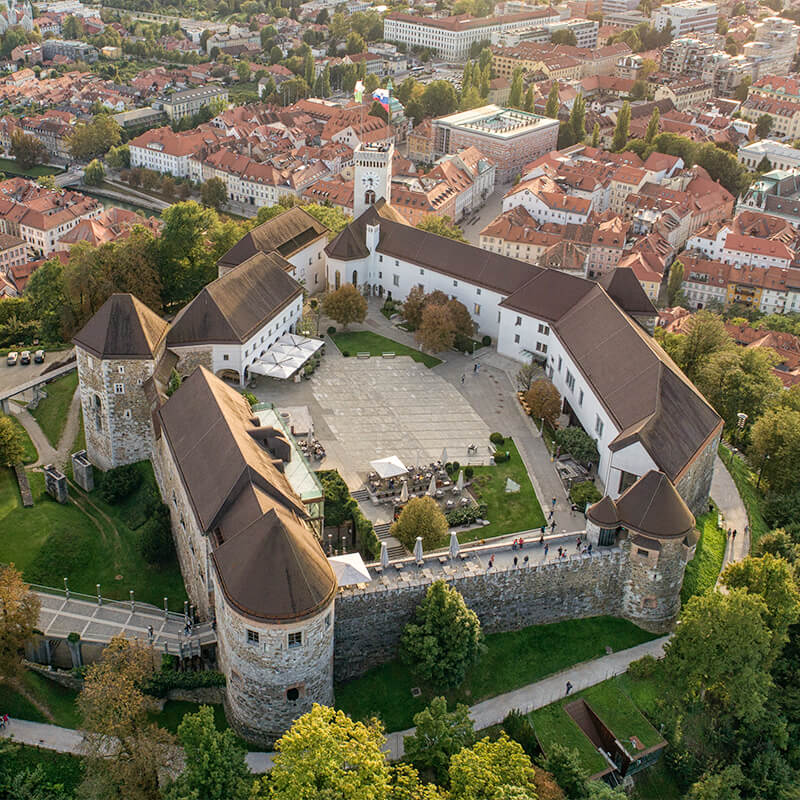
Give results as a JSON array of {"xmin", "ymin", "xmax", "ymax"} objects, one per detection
[{"xmin": 711, "ymin": 454, "xmax": 750, "ymax": 588}]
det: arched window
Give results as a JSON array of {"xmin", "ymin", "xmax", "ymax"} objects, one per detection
[
  {"xmin": 335, "ymin": 270, "xmax": 341, "ymax": 290},
  {"xmin": 93, "ymin": 394, "xmax": 102, "ymax": 431},
  {"xmin": 365, "ymin": 189, "xmax": 376, "ymax": 206}
]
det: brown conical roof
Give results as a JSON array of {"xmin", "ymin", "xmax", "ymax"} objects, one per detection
[
  {"xmin": 615, "ymin": 470, "xmax": 695, "ymax": 540},
  {"xmin": 586, "ymin": 494, "xmax": 619, "ymax": 528},
  {"xmin": 73, "ymin": 293, "xmax": 168, "ymax": 360}
]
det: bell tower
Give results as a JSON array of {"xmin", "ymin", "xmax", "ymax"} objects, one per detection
[{"xmin": 353, "ymin": 141, "xmax": 394, "ymax": 219}]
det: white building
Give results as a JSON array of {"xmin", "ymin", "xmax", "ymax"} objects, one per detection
[
  {"xmin": 738, "ymin": 139, "xmax": 800, "ymax": 172},
  {"xmin": 652, "ymin": 0, "xmax": 718, "ymax": 36}
]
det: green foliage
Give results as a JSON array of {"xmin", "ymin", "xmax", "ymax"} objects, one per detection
[
  {"xmin": 83, "ymin": 158, "xmax": 106, "ymax": 187},
  {"xmin": 391, "ymin": 496, "xmax": 449, "ymax": 552},
  {"xmin": 612, "ymin": 101, "xmax": 631, "ymax": 152},
  {"xmin": 551, "ymin": 28, "xmax": 577, "ymax": 46},
  {"xmin": 318, "ymin": 469, "xmax": 355, "ymax": 527},
  {"xmin": 400, "ymin": 580, "xmax": 483, "ymax": 689},
  {"xmin": 666, "ymin": 259, "xmax": 685, "ymax": 307},
  {"xmin": 323, "ymin": 283, "xmax": 367, "ymax": 329},
  {"xmin": 139, "ymin": 500, "xmax": 175, "ymax": 567},
  {"xmin": 490, "ymin": 432, "xmax": 505, "ymax": 445},
  {"xmin": 0, "ymin": 414, "xmax": 26, "ymax": 467},
  {"xmin": 554, "ymin": 427, "xmax": 599, "ymax": 465},
  {"xmin": 539, "ymin": 743, "xmax": 588, "ymax": 800},
  {"xmin": 545, "ymin": 83, "xmax": 559, "ymax": 119},
  {"xmin": 10, "ymin": 130, "xmax": 48, "ymax": 170},
  {"xmin": 569, "ymin": 481, "xmax": 601, "ymax": 509},
  {"xmin": 445, "ymin": 504, "xmax": 486, "ymax": 527},
  {"xmin": 166, "ymin": 369, "xmax": 182, "ymax": 398},
  {"xmin": 501, "ymin": 709, "xmax": 539, "ymax": 758},
  {"xmin": 569, "ymin": 92, "xmax": 586, "ymax": 142},
  {"xmin": 143, "ymin": 668, "xmax": 226, "ymax": 699},
  {"xmin": 627, "ymin": 653, "xmax": 658, "ymax": 680},
  {"xmin": 416, "ymin": 214, "xmax": 467, "ymax": 241},
  {"xmin": 68, "ymin": 114, "xmax": 121, "ymax": 161},
  {"xmin": 421, "ymin": 80, "xmax": 458, "ymax": 118},
  {"xmin": 749, "ymin": 407, "xmax": 800, "ymax": 492},
  {"xmin": 449, "ymin": 734, "xmax": 537, "ymax": 800},
  {"xmin": 200, "ymin": 176, "xmax": 227, "ymax": 211},
  {"xmin": 686, "ymin": 765, "xmax": 743, "ymax": 800},
  {"xmin": 404, "ymin": 696, "xmax": 476, "ymax": 784},
  {"xmin": 97, "ymin": 464, "xmax": 142, "ymax": 504},
  {"xmin": 756, "ymin": 113, "xmax": 773, "ymax": 139},
  {"xmin": 106, "ymin": 144, "xmax": 130, "ymax": 169}
]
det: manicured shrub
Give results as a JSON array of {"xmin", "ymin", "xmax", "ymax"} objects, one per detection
[
  {"xmin": 493, "ymin": 450, "xmax": 509, "ymax": 463},
  {"xmin": 569, "ymin": 481, "xmax": 602, "ymax": 509},
  {"xmin": 97, "ymin": 464, "xmax": 142, "ymax": 503},
  {"xmin": 554, "ymin": 426, "xmax": 600, "ymax": 465},
  {"xmin": 464, "ymin": 466, "xmax": 474, "ymax": 480},
  {"xmin": 327, "ymin": 326, "xmax": 336, "ymax": 335},
  {"xmin": 342, "ymin": 350, "xmax": 350, "ymax": 357},
  {"xmin": 482, "ymin": 335, "xmax": 491, "ymax": 347},
  {"xmin": 143, "ymin": 669, "xmax": 226, "ymax": 698},
  {"xmin": 490, "ymin": 432, "xmax": 505, "ymax": 445}
]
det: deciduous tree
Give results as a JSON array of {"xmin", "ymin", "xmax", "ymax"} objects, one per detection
[
  {"xmin": 539, "ymin": 743, "xmax": 587, "ymax": 800},
  {"xmin": 415, "ymin": 302, "xmax": 456, "ymax": 352},
  {"xmin": 416, "ymin": 214, "xmax": 467, "ymax": 241},
  {"xmin": 750, "ymin": 407, "xmax": 800, "ymax": 492},
  {"xmin": 612, "ymin": 101, "xmax": 631, "ymax": 152},
  {"xmin": 391, "ymin": 496, "xmax": 449, "ymax": 552},
  {"xmin": 525, "ymin": 379, "xmax": 561, "ymax": 427},
  {"xmin": 569, "ymin": 92, "xmax": 586, "ymax": 142},
  {"xmin": 676, "ymin": 310, "xmax": 732, "ymax": 382},
  {"xmin": 83, "ymin": 159, "xmax": 105, "ymax": 186},
  {"xmin": 449, "ymin": 734, "xmax": 536, "ymax": 800},
  {"xmin": 0, "ymin": 416, "xmax": 25, "ymax": 468},
  {"xmin": 0, "ymin": 564, "xmax": 40, "ymax": 682},
  {"xmin": 421, "ymin": 81, "xmax": 458, "ymax": 118},
  {"xmin": 545, "ymin": 83, "xmax": 559, "ymax": 119},
  {"xmin": 645, "ymin": 107, "xmax": 660, "ymax": 144},
  {"xmin": 756, "ymin": 113, "xmax": 773, "ymax": 139},
  {"xmin": 508, "ymin": 68, "xmax": 523, "ymax": 109},
  {"xmin": 201, "ymin": 176, "xmax": 228, "ymax": 211},
  {"xmin": 322, "ymin": 283, "xmax": 367, "ymax": 329},
  {"xmin": 404, "ymin": 696, "xmax": 476, "ymax": 784},
  {"xmin": 402, "ymin": 285, "xmax": 427, "ymax": 330},
  {"xmin": 10, "ymin": 130, "xmax": 48, "ymax": 170},
  {"xmin": 400, "ymin": 580, "xmax": 483, "ymax": 688},
  {"xmin": 446, "ymin": 298, "xmax": 474, "ymax": 337},
  {"xmin": 666, "ymin": 259, "xmax": 685, "ymax": 307},
  {"xmin": 68, "ymin": 114, "xmax": 122, "ymax": 161}
]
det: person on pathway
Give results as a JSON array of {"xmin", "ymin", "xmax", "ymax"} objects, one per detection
[
  {"xmin": 473, "ymin": 363, "xmax": 478, "ymax": 373},
  {"xmin": 550, "ymin": 520, "xmax": 556, "ymax": 533},
  {"xmin": 539, "ymin": 534, "xmax": 544, "ymax": 545},
  {"xmin": 513, "ymin": 556, "xmax": 518, "ymax": 567},
  {"xmin": 566, "ymin": 681, "xmax": 573, "ymax": 695},
  {"xmin": 541, "ymin": 525, "xmax": 546, "ymax": 537},
  {"xmin": 588, "ymin": 543, "xmax": 592, "ymax": 554},
  {"xmin": 576, "ymin": 537, "xmax": 581, "ymax": 551},
  {"xmin": 552, "ymin": 497, "xmax": 557, "ymax": 508},
  {"xmin": 461, "ymin": 374, "xmax": 465, "ymax": 384},
  {"xmin": 476, "ymin": 363, "xmax": 481, "ymax": 374},
  {"xmin": 732, "ymin": 529, "xmax": 737, "ymax": 541},
  {"xmin": 557, "ymin": 546, "xmax": 563, "ymax": 558},
  {"xmin": 547, "ymin": 509, "xmax": 554, "ymax": 521},
  {"xmin": 543, "ymin": 543, "xmax": 549, "ymax": 559}
]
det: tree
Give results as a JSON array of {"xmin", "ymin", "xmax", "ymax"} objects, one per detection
[
  {"xmin": 551, "ymin": 28, "xmax": 577, "ymax": 46},
  {"xmin": 686, "ymin": 766, "xmax": 744, "ymax": 800},
  {"xmin": 421, "ymin": 81, "xmax": 458, "ymax": 118},
  {"xmin": 164, "ymin": 705, "xmax": 250, "ymax": 800},
  {"xmin": 402, "ymin": 285, "xmax": 427, "ymax": 330},
  {"xmin": 390, "ymin": 763, "xmax": 447, "ymax": 800},
  {"xmin": 201, "ymin": 176, "xmax": 228, "ymax": 211},
  {"xmin": 449, "ymin": 734, "xmax": 536, "ymax": 800},
  {"xmin": 322, "ymin": 283, "xmax": 367, "ymax": 329},
  {"xmin": 524, "ymin": 87, "xmax": 535, "ymax": 112},
  {"xmin": 645, "ymin": 107, "xmax": 660, "ymax": 144},
  {"xmin": 416, "ymin": 215, "xmax": 466, "ymax": 241},
  {"xmin": 404, "ymin": 696, "xmax": 476, "ymax": 784},
  {"xmin": 304, "ymin": 203, "xmax": 351, "ymax": 236},
  {"xmin": 251, "ymin": 705, "xmax": 390, "ymax": 800},
  {"xmin": 269, "ymin": 45, "xmax": 283, "ymax": 64},
  {"xmin": 0, "ymin": 416, "xmax": 25, "ymax": 468},
  {"xmin": 416, "ymin": 302, "xmax": 456, "ymax": 352},
  {"xmin": 391, "ymin": 496, "xmax": 449, "ymax": 552},
  {"xmin": 666, "ymin": 259, "xmax": 685, "ymax": 307},
  {"xmin": 734, "ymin": 74, "xmax": 751, "ymax": 103},
  {"xmin": 525, "ymin": 379, "xmax": 561, "ymax": 427},
  {"xmin": 346, "ymin": 31, "xmax": 366, "ymax": 54},
  {"xmin": 545, "ymin": 83, "xmax": 559, "ymax": 119},
  {"xmin": 720, "ymin": 554, "xmax": 800, "ymax": 661},
  {"xmin": 756, "ymin": 113, "xmax": 773, "ymax": 139},
  {"xmin": 400, "ymin": 580, "xmax": 483, "ymax": 688},
  {"xmin": 756, "ymin": 155, "xmax": 772, "ymax": 173},
  {"xmin": 630, "ymin": 80, "xmax": 647, "ymax": 100},
  {"xmin": 10, "ymin": 130, "xmax": 48, "ymax": 170},
  {"xmin": 554, "ymin": 427, "xmax": 599, "ymax": 465},
  {"xmin": 569, "ymin": 92, "xmax": 586, "ymax": 143},
  {"xmin": 591, "ymin": 122, "xmax": 600, "ymax": 147},
  {"xmin": 79, "ymin": 636, "xmax": 175, "ymax": 800},
  {"xmin": 68, "ymin": 115, "xmax": 122, "ymax": 161},
  {"xmin": 508, "ymin": 69, "xmax": 523, "ymax": 109},
  {"xmin": 447, "ymin": 298, "xmax": 474, "ymax": 337},
  {"xmin": 677, "ymin": 310, "xmax": 732, "ymax": 382},
  {"xmin": 663, "ymin": 590, "xmax": 773, "ymax": 726},
  {"xmin": 612, "ymin": 101, "xmax": 630, "ymax": 152},
  {"xmin": 0, "ymin": 564, "xmax": 40, "ymax": 683},
  {"xmin": 460, "ymin": 85, "xmax": 483, "ymax": 111},
  {"xmin": 83, "ymin": 158, "xmax": 105, "ymax": 186},
  {"xmin": 539, "ymin": 744, "xmax": 587, "ymax": 800},
  {"xmin": 750, "ymin": 407, "xmax": 800, "ymax": 492}
]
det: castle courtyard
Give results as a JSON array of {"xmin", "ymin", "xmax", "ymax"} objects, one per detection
[{"xmin": 251, "ymin": 355, "xmax": 492, "ymax": 488}]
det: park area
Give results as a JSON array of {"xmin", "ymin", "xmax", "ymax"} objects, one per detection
[
  {"xmin": 331, "ymin": 330, "xmax": 442, "ymax": 368},
  {"xmin": 0, "ymin": 157, "xmax": 64, "ymax": 179},
  {"xmin": 30, "ymin": 371, "xmax": 78, "ymax": 448}
]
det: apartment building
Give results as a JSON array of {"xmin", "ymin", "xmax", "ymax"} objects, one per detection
[
  {"xmin": 652, "ymin": 0, "xmax": 718, "ymax": 36},
  {"xmin": 157, "ymin": 86, "xmax": 229, "ymax": 123}
]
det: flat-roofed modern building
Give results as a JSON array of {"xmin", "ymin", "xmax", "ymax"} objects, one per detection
[{"xmin": 431, "ymin": 106, "xmax": 559, "ymax": 182}]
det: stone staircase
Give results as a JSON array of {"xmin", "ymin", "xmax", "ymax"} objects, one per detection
[
  {"xmin": 373, "ymin": 521, "xmax": 406, "ymax": 559},
  {"xmin": 351, "ymin": 487, "xmax": 370, "ymax": 502}
]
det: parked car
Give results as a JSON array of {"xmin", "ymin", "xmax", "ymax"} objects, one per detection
[
  {"xmin": 20, "ymin": 350, "xmax": 31, "ymax": 365},
  {"xmin": 6, "ymin": 351, "xmax": 17, "ymax": 366},
  {"xmin": 34, "ymin": 349, "xmax": 45, "ymax": 363}
]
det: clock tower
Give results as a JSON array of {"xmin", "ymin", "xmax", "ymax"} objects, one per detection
[{"xmin": 353, "ymin": 141, "xmax": 394, "ymax": 219}]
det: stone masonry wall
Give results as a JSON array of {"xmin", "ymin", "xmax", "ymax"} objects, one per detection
[
  {"xmin": 334, "ymin": 549, "xmax": 627, "ymax": 682},
  {"xmin": 675, "ymin": 428, "xmax": 722, "ymax": 517},
  {"xmin": 76, "ymin": 346, "xmax": 112, "ymax": 470},
  {"xmin": 172, "ymin": 345, "xmax": 213, "ymax": 378}
]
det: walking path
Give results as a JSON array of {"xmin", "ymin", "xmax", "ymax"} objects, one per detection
[
  {"xmin": 9, "ymin": 403, "xmax": 57, "ymax": 467},
  {"xmin": 711, "ymin": 453, "xmax": 750, "ymax": 585}
]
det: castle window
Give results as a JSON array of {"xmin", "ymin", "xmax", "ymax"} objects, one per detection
[
  {"xmin": 474, "ymin": 304, "xmax": 480, "ymax": 315},
  {"xmin": 566, "ymin": 371, "xmax": 575, "ymax": 392},
  {"xmin": 118, "ymin": 365, "xmax": 124, "ymax": 374},
  {"xmin": 172, "ymin": 490, "xmax": 177, "ymax": 507},
  {"xmin": 286, "ymin": 687, "xmax": 300, "ymax": 702},
  {"xmin": 476, "ymin": 288, "xmax": 481, "ymax": 295},
  {"xmin": 247, "ymin": 629, "xmax": 259, "ymax": 645},
  {"xmin": 124, "ymin": 409, "xmax": 131, "ymax": 419},
  {"xmin": 578, "ymin": 389, "xmax": 584, "ymax": 406},
  {"xmin": 595, "ymin": 415, "xmax": 604, "ymax": 438},
  {"xmin": 288, "ymin": 631, "xmax": 302, "ymax": 648},
  {"xmin": 114, "ymin": 383, "xmax": 124, "ymax": 394},
  {"xmin": 393, "ymin": 274, "xmax": 399, "ymax": 287},
  {"xmin": 325, "ymin": 612, "xmax": 331, "ymax": 628},
  {"xmin": 514, "ymin": 334, "xmax": 520, "ymax": 344},
  {"xmin": 223, "ymin": 354, "xmax": 229, "ymax": 361},
  {"xmin": 87, "ymin": 356, "xmax": 93, "ymax": 368}
]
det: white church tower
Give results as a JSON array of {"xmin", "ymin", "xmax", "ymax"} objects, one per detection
[{"xmin": 353, "ymin": 141, "xmax": 394, "ymax": 219}]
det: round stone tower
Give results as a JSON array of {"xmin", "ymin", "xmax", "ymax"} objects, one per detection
[
  {"xmin": 587, "ymin": 470, "xmax": 698, "ymax": 633},
  {"xmin": 211, "ymin": 506, "xmax": 337, "ymax": 747}
]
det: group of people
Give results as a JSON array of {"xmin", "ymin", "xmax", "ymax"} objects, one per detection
[
  {"xmin": 0, "ymin": 713, "xmax": 9, "ymax": 729},
  {"xmin": 298, "ymin": 437, "xmax": 326, "ymax": 461}
]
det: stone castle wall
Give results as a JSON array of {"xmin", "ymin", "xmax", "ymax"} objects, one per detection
[
  {"xmin": 333, "ymin": 547, "xmax": 629, "ymax": 683},
  {"xmin": 172, "ymin": 345, "xmax": 213, "ymax": 378},
  {"xmin": 676, "ymin": 428, "xmax": 721, "ymax": 517}
]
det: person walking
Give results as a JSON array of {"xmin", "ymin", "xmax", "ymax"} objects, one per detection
[
  {"xmin": 543, "ymin": 543, "xmax": 549, "ymax": 559},
  {"xmin": 541, "ymin": 525, "xmax": 546, "ymax": 537},
  {"xmin": 539, "ymin": 533, "xmax": 544, "ymax": 545},
  {"xmin": 513, "ymin": 556, "xmax": 518, "ymax": 567},
  {"xmin": 552, "ymin": 497, "xmax": 557, "ymax": 509},
  {"xmin": 566, "ymin": 681, "xmax": 573, "ymax": 695},
  {"xmin": 461, "ymin": 373, "xmax": 465, "ymax": 384},
  {"xmin": 473, "ymin": 363, "xmax": 478, "ymax": 373},
  {"xmin": 550, "ymin": 520, "xmax": 556, "ymax": 533}
]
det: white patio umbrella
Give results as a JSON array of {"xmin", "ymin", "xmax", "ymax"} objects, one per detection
[
  {"xmin": 380, "ymin": 541, "xmax": 390, "ymax": 569},
  {"xmin": 456, "ymin": 470, "xmax": 464, "ymax": 491},
  {"xmin": 413, "ymin": 536, "xmax": 424, "ymax": 562},
  {"xmin": 449, "ymin": 531, "xmax": 460, "ymax": 559},
  {"xmin": 441, "ymin": 447, "xmax": 448, "ymax": 464},
  {"xmin": 427, "ymin": 473, "xmax": 437, "ymax": 496},
  {"xmin": 400, "ymin": 480, "xmax": 409, "ymax": 503}
]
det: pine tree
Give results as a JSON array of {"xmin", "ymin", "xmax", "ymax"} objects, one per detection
[
  {"xmin": 612, "ymin": 101, "xmax": 631, "ymax": 152},
  {"xmin": 545, "ymin": 83, "xmax": 559, "ymax": 118},
  {"xmin": 508, "ymin": 68, "xmax": 523, "ymax": 108},
  {"xmin": 591, "ymin": 121, "xmax": 600, "ymax": 147},
  {"xmin": 524, "ymin": 86, "xmax": 534, "ymax": 112},
  {"xmin": 570, "ymin": 92, "xmax": 586, "ymax": 143},
  {"xmin": 645, "ymin": 106, "xmax": 660, "ymax": 144}
]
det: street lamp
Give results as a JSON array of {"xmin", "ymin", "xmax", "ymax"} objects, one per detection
[
  {"xmin": 756, "ymin": 453, "xmax": 770, "ymax": 491},
  {"xmin": 736, "ymin": 412, "xmax": 748, "ymax": 448}
]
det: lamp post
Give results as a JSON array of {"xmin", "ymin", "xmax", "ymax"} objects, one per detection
[
  {"xmin": 63, "ymin": 577, "xmax": 69, "ymax": 600},
  {"xmin": 756, "ymin": 452, "xmax": 770, "ymax": 491},
  {"xmin": 736, "ymin": 412, "xmax": 748, "ymax": 449}
]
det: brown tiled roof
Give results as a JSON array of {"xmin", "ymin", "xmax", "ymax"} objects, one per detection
[
  {"xmin": 218, "ymin": 206, "xmax": 329, "ymax": 270},
  {"xmin": 615, "ymin": 470, "xmax": 695, "ymax": 539},
  {"xmin": 158, "ymin": 367, "xmax": 336, "ymax": 622},
  {"xmin": 168, "ymin": 251, "xmax": 302, "ymax": 346},
  {"xmin": 598, "ymin": 268, "xmax": 657, "ymax": 316},
  {"xmin": 73, "ymin": 293, "xmax": 168, "ymax": 360}
]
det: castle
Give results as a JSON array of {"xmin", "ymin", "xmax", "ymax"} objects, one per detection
[{"xmin": 72, "ymin": 159, "xmax": 721, "ymax": 746}]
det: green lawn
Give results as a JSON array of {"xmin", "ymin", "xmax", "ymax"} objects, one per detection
[
  {"xmin": 5, "ymin": 414, "xmax": 37, "ymax": 463},
  {"xmin": 530, "ymin": 679, "xmax": 664, "ymax": 777},
  {"xmin": 0, "ymin": 670, "xmax": 82, "ymax": 728},
  {"xmin": 681, "ymin": 510, "xmax": 726, "ymax": 603},
  {"xmin": 718, "ymin": 443, "xmax": 769, "ymax": 543},
  {"xmin": 461, "ymin": 437, "xmax": 545, "ymax": 542},
  {"xmin": 331, "ymin": 331, "xmax": 442, "ymax": 368},
  {"xmin": 30, "ymin": 370, "xmax": 78, "ymax": 448},
  {"xmin": 0, "ymin": 744, "xmax": 84, "ymax": 795},
  {"xmin": 0, "ymin": 462, "xmax": 187, "ymax": 606},
  {"xmin": 335, "ymin": 616, "xmax": 657, "ymax": 732},
  {"xmin": 0, "ymin": 157, "xmax": 64, "ymax": 178},
  {"xmin": 149, "ymin": 700, "xmax": 264, "ymax": 751}
]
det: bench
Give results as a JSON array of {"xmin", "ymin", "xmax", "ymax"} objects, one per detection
[
  {"xmin": 382, "ymin": 352, "xmax": 395, "ymax": 359},
  {"xmin": 357, "ymin": 352, "xmax": 371, "ymax": 359}
]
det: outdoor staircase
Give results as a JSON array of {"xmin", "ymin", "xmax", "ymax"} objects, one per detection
[
  {"xmin": 351, "ymin": 488, "xmax": 370, "ymax": 502},
  {"xmin": 373, "ymin": 521, "xmax": 407, "ymax": 559}
]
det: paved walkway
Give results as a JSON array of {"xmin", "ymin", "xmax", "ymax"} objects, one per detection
[
  {"xmin": 711, "ymin": 454, "xmax": 750, "ymax": 584},
  {"xmin": 9, "ymin": 403, "xmax": 57, "ymax": 467},
  {"xmin": 2, "ymin": 635, "xmax": 667, "ymax": 774}
]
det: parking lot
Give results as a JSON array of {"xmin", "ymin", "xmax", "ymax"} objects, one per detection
[{"xmin": 0, "ymin": 348, "xmax": 72, "ymax": 396}]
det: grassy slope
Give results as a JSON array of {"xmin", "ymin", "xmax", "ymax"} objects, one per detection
[
  {"xmin": 680, "ymin": 510, "xmax": 726, "ymax": 604},
  {"xmin": 718, "ymin": 443, "xmax": 769, "ymax": 543},
  {"xmin": 461, "ymin": 437, "xmax": 545, "ymax": 542},
  {"xmin": 0, "ymin": 745, "xmax": 84, "ymax": 794},
  {"xmin": 5, "ymin": 414, "xmax": 37, "ymax": 463},
  {"xmin": 30, "ymin": 371, "xmax": 78, "ymax": 448},
  {"xmin": 335, "ymin": 616, "xmax": 657, "ymax": 732},
  {"xmin": 0, "ymin": 157, "xmax": 64, "ymax": 178},
  {"xmin": 0, "ymin": 462, "xmax": 186, "ymax": 605},
  {"xmin": 331, "ymin": 331, "xmax": 442, "ymax": 368}
]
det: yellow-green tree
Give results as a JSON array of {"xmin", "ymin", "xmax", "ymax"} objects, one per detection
[
  {"xmin": 391, "ymin": 496, "xmax": 449, "ymax": 552},
  {"xmin": 0, "ymin": 565, "xmax": 40, "ymax": 682},
  {"xmin": 449, "ymin": 734, "xmax": 538, "ymax": 800}
]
